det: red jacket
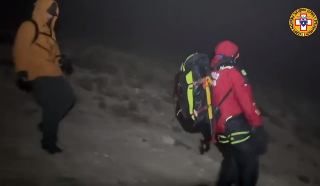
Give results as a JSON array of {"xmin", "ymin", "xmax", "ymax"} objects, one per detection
[{"xmin": 211, "ymin": 41, "xmax": 262, "ymax": 134}]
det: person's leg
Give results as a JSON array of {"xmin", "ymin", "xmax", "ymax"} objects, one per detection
[
  {"xmin": 200, "ymin": 122, "xmax": 212, "ymax": 140},
  {"xmin": 58, "ymin": 77, "xmax": 76, "ymax": 120},
  {"xmin": 216, "ymin": 145, "xmax": 238, "ymax": 186},
  {"xmin": 234, "ymin": 140, "xmax": 259, "ymax": 186},
  {"xmin": 41, "ymin": 99, "xmax": 63, "ymax": 153},
  {"xmin": 238, "ymin": 156, "xmax": 259, "ymax": 186},
  {"xmin": 216, "ymin": 157, "xmax": 238, "ymax": 186},
  {"xmin": 42, "ymin": 77, "xmax": 75, "ymax": 149},
  {"xmin": 33, "ymin": 77, "xmax": 75, "ymax": 154},
  {"xmin": 37, "ymin": 98, "xmax": 74, "ymax": 132},
  {"xmin": 33, "ymin": 88, "xmax": 63, "ymax": 153}
]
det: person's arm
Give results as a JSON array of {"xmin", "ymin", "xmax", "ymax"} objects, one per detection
[
  {"xmin": 230, "ymin": 67, "xmax": 262, "ymax": 127},
  {"xmin": 231, "ymin": 67, "xmax": 268, "ymax": 155},
  {"xmin": 13, "ymin": 21, "xmax": 34, "ymax": 74},
  {"xmin": 54, "ymin": 38, "xmax": 74, "ymax": 75}
]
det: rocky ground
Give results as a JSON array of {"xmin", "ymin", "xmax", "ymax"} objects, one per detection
[{"xmin": 0, "ymin": 39, "xmax": 319, "ymax": 186}]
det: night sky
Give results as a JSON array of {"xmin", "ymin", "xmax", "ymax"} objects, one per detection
[{"xmin": 1, "ymin": 0, "xmax": 319, "ymax": 101}]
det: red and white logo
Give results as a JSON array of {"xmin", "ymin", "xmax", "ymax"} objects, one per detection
[{"xmin": 295, "ymin": 13, "xmax": 313, "ymax": 31}]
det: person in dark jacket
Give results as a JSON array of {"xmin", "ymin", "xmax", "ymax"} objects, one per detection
[
  {"xmin": 210, "ymin": 40, "xmax": 268, "ymax": 186},
  {"xmin": 13, "ymin": 0, "xmax": 75, "ymax": 154}
]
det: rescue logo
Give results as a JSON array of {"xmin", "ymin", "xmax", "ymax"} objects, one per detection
[{"xmin": 289, "ymin": 8, "xmax": 318, "ymax": 37}]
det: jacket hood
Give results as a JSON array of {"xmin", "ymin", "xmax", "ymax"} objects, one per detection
[
  {"xmin": 32, "ymin": 0, "xmax": 59, "ymax": 29},
  {"xmin": 211, "ymin": 40, "xmax": 239, "ymax": 67}
]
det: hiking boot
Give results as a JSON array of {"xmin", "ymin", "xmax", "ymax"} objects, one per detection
[{"xmin": 41, "ymin": 143, "xmax": 62, "ymax": 154}]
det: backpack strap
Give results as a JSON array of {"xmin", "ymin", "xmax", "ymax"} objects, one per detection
[
  {"xmin": 29, "ymin": 19, "xmax": 39, "ymax": 44},
  {"xmin": 212, "ymin": 87, "xmax": 233, "ymax": 142},
  {"xmin": 218, "ymin": 88, "xmax": 232, "ymax": 107}
]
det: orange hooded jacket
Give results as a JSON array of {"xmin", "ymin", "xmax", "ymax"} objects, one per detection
[{"xmin": 13, "ymin": 0, "xmax": 62, "ymax": 81}]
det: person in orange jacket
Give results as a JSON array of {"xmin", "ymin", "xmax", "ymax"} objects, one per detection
[{"xmin": 13, "ymin": 0, "xmax": 75, "ymax": 154}]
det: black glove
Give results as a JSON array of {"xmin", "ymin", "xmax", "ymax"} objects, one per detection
[
  {"xmin": 59, "ymin": 55, "xmax": 73, "ymax": 75},
  {"xmin": 16, "ymin": 71, "xmax": 33, "ymax": 92},
  {"xmin": 251, "ymin": 125, "xmax": 268, "ymax": 155}
]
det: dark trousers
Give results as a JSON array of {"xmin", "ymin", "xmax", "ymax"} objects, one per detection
[
  {"xmin": 216, "ymin": 138, "xmax": 259, "ymax": 186},
  {"xmin": 32, "ymin": 76, "xmax": 76, "ymax": 145}
]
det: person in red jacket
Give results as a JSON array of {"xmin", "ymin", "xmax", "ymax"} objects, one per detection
[{"xmin": 210, "ymin": 40, "xmax": 268, "ymax": 186}]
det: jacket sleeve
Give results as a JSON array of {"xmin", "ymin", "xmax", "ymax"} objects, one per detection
[
  {"xmin": 230, "ymin": 68, "xmax": 262, "ymax": 127},
  {"xmin": 12, "ymin": 21, "xmax": 35, "ymax": 73}
]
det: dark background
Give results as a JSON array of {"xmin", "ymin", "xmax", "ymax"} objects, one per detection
[{"xmin": 1, "ymin": 0, "xmax": 319, "ymax": 101}]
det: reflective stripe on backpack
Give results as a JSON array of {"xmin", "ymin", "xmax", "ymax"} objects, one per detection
[
  {"xmin": 185, "ymin": 72, "xmax": 213, "ymax": 121},
  {"xmin": 185, "ymin": 71, "xmax": 194, "ymax": 120}
]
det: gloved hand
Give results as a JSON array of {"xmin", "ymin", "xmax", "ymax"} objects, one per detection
[
  {"xmin": 199, "ymin": 137, "xmax": 211, "ymax": 155},
  {"xmin": 59, "ymin": 55, "xmax": 73, "ymax": 75},
  {"xmin": 251, "ymin": 125, "xmax": 268, "ymax": 155},
  {"xmin": 16, "ymin": 71, "xmax": 33, "ymax": 92}
]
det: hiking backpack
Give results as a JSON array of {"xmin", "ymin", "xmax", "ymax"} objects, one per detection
[{"xmin": 178, "ymin": 53, "xmax": 214, "ymax": 129}]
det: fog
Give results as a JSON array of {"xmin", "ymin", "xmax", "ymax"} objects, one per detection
[
  {"xmin": 0, "ymin": 1, "xmax": 320, "ymax": 185},
  {"xmin": 1, "ymin": 0, "xmax": 319, "ymax": 100},
  {"xmin": 57, "ymin": 0, "xmax": 320, "ymax": 100}
]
